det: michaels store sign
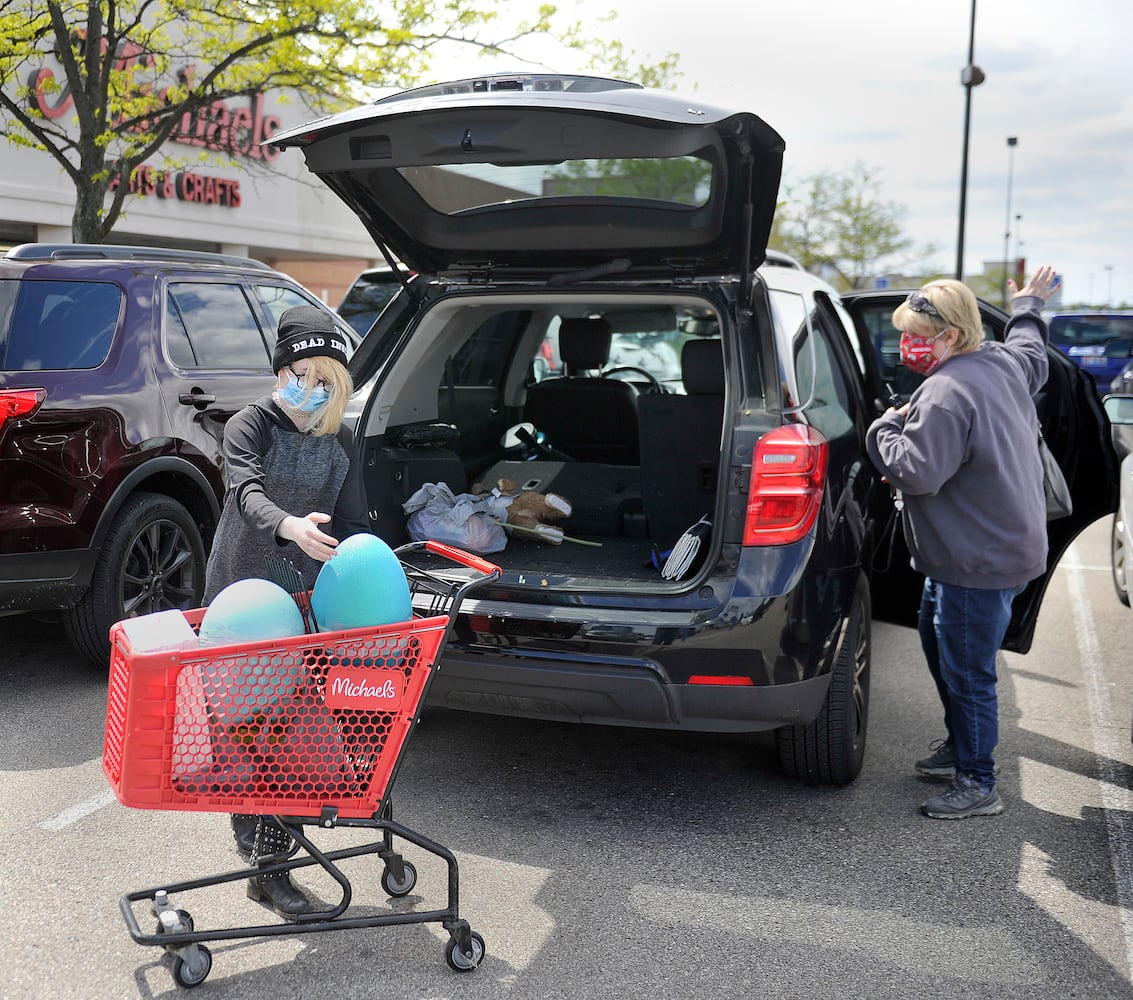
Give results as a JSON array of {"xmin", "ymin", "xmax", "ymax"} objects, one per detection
[{"xmin": 28, "ymin": 39, "xmax": 281, "ymax": 212}]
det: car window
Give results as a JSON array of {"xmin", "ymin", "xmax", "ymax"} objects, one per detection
[
  {"xmin": 0, "ymin": 279, "xmax": 121, "ymax": 371},
  {"xmin": 534, "ymin": 307, "xmax": 705, "ymax": 389},
  {"xmin": 794, "ymin": 312, "xmax": 856, "ymax": 441},
  {"xmin": 165, "ymin": 282, "xmax": 270, "ymax": 369},
  {"xmin": 254, "ymin": 283, "xmax": 358, "ymax": 354},
  {"xmin": 828, "ymin": 296, "xmax": 865, "ymax": 373},
  {"xmin": 1049, "ymin": 314, "xmax": 1133, "ymax": 348},
  {"xmin": 400, "ymin": 154, "xmax": 713, "ymax": 215},
  {"xmin": 855, "ymin": 298, "xmax": 995, "ymax": 398},
  {"xmin": 769, "ymin": 289, "xmax": 808, "ymax": 407},
  {"xmin": 254, "ymin": 283, "xmax": 318, "ymax": 330},
  {"xmin": 444, "ymin": 312, "xmax": 527, "ymax": 388},
  {"xmin": 338, "ymin": 271, "xmax": 402, "ymax": 336},
  {"xmin": 604, "ymin": 306, "xmax": 686, "ymax": 387}
]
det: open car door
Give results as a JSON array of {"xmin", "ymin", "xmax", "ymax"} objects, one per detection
[{"xmin": 841, "ymin": 289, "xmax": 1118, "ymax": 653}]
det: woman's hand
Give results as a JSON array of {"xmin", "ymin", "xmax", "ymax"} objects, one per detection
[
  {"xmin": 1008, "ymin": 264, "xmax": 1058, "ymax": 303},
  {"xmin": 278, "ymin": 512, "xmax": 339, "ymax": 562}
]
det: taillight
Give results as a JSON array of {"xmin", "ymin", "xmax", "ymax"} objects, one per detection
[
  {"xmin": 0, "ymin": 388, "xmax": 46, "ymax": 431},
  {"xmin": 743, "ymin": 424, "xmax": 829, "ymax": 546}
]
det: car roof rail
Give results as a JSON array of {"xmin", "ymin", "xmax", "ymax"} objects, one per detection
[{"xmin": 5, "ymin": 243, "xmax": 274, "ymax": 270}]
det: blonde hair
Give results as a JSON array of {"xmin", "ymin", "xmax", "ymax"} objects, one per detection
[
  {"xmin": 296, "ymin": 356, "xmax": 353, "ymax": 436},
  {"xmin": 891, "ymin": 279, "xmax": 985, "ymax": 353}
]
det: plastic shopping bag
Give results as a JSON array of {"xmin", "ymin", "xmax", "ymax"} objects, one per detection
[{"xmin": 402, "ymin": 482, "xmax": 510, "ymax": 553}]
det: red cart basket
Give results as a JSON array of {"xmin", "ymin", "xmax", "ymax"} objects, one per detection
[{"xmin": 104, "ymin": 541, "xmax": 499, "ymax": 989}]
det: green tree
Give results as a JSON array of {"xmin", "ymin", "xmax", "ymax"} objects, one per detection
[
  {"xmin": 0, "ymin": 1, "xmax": 574, "ymax": 242},
  {"xmin": 771, "ymin": 161, "xmax": 934, "ymax": 290}
]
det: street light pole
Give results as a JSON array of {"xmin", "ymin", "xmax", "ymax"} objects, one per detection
[
  {"xmin": 1002, "ymin": 136, "xmax": 1017, "ymax": 307},
  {"xmin": 955, "ymin": 0, "xmax": 985, "ymax": 281},
  {"xmin": 1106, "ymin": 264, "xmax": 1114, "ymax": 307}
]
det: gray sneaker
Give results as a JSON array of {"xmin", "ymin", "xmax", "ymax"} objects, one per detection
[
  {"xmin": 915, "ymin": 739, "xmax": 957, "ymax": 779},
  {"xmin": 921, "ymin": 773, "xmax": 1004, "ymax": 820}
]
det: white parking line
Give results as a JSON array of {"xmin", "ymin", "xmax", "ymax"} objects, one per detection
[
  {"xmin": 1064, "ymin": 541, "xmax": 1133, "ymax": 976},
  {"xmin": 38, "ymin": 787, "xmax": 116, "ymax": 832}
]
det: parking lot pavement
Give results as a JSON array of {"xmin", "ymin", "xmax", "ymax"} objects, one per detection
[{"xmin": 1, "ymin": 517, "xmax": 1132, "ymax": 999}]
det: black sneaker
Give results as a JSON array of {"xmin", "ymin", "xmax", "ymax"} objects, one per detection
[
  {"xmin": 915, "ymin": 739, "xmax": 957, "ymax": 779},
  {"xmin": 921, "ymin": 773, "xmax": 1004, "ymax": 820}
]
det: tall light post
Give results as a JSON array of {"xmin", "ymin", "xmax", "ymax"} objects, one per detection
[
  {"xmin": 955, "ymin": 0, "xmax": 986, "ymax": 281},
  {"xmin": 1106, "ymin": 264, "xmax": 1114, "ymax": 306},
  {"xmin": 1002, "ymin": 136, "xmax": 1017, "ymax": 307}
]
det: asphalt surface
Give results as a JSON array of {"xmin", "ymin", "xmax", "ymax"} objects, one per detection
[{"xmin": 1, "ymin": 516, "xmax": 1132, "ymax": 999}]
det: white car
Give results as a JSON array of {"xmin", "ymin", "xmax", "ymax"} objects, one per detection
[{"xmin": 1103, "ymin": 393, "xmax": 1133, "ymax": 605}]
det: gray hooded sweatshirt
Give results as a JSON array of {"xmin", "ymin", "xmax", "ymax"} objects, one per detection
[
  {"xmin": 204, "ymin": 396, "xmax": 370, "ymax": 603},
  {"xmin": 865, "ymin": 294, "xmax": 1049, "ymax": 590}
]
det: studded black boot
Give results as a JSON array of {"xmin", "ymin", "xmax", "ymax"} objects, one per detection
[
  {"xmin": 245, "ymin": 818, "xmax": 313, "ymax": 920},
  {"xmin": 230, "ymin": 813, "xmax": 258, "ymax": 860}
]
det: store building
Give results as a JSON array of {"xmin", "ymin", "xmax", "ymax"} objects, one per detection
[{"xmin": 0, "ymin": 57, "xmax": 382, "ymax": 307}]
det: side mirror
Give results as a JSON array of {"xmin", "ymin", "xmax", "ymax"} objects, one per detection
[{"xmin": 1102, "ymin": 393, "xmax": 1133, "ymax": 426}]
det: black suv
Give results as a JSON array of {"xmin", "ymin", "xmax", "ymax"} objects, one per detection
[
  {"xmin": 0, "ymin": 243, "xmax": 354, "ymax": 665},
  {"xmin": 337, "ymin": 264, "xmax": 413, "ymax": 336},
  {"xmin": 266, "ymin": 74, "xmax": 1115, "ymax": 785}
]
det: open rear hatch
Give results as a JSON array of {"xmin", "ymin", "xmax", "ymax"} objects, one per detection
[{"xmin": 268, "ymin": 74, "xmax": 785, "ymax": 283}]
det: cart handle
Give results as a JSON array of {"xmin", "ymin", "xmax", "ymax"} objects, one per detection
[{"xmin": 396, "ymin": 540, "xmax": 502, "ymax": 578}]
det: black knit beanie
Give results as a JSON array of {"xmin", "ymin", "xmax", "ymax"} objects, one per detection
[{"xmin": 272, "ymin": 306, "xmax": 349, "ymax": 373}]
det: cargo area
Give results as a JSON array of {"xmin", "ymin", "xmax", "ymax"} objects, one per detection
[{"xmin": 353, "ymin": 291, "xmax": 731, "ymax": 587}]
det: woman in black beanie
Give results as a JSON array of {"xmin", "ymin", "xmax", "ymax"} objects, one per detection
[{"xmin": 204, "ymin": 305, "xmax": 369, "ymax": 919}]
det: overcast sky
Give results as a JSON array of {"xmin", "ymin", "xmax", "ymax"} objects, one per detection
[{"xmin": 436, "ymin": 0, "xmax": 1133, "ymax": 306}]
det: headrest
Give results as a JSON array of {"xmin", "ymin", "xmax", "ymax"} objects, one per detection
[
  {"xmin": 681, "ymin": 338, "xmax": 724, "ymax": 395},
  {"xmin": 559, "ymin": 318, "xmax": 612, "ymax": 371}
]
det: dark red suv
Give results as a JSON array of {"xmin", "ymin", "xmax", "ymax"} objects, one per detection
[{"xmin": 0, "ymin": 243, "xmax": 354, "ymax": 665}]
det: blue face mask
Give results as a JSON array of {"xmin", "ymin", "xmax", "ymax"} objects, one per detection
[{"xmin": 279, "ymin": 374, "xmax": 330, "ymax": 412}]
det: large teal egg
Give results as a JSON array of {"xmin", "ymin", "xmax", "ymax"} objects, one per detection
[
  {"xmin": 198, "ymin": 578, "xmax": 306, "ymax": 647},
  {"xmin": 311, "ymin": 533, "xmax": 411, "ymax": 631}
]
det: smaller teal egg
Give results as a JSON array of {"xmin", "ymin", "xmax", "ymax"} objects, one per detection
[{"xmin": 199, "ymin": 578, "xmax": 305, "ymax": 647}]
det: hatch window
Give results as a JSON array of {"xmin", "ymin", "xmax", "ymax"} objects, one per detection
[{"xmin": 399, "ymin": 155, "xmax": 714, "ymax": 215}]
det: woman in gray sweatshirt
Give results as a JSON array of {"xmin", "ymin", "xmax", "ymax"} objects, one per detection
[{"xmin": 866, "ymin": 265, "xmax": 1058, "ymax": 820}]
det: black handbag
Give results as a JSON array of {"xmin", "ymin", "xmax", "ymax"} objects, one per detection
[{"xmin": 1039, "ymin": 432, "xmax": 1073, "ymax": 520}]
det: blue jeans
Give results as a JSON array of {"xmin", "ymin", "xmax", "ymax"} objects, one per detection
[{"xmin": 916, "ymin": 578, "xmax": 1023, "ymax": 787}]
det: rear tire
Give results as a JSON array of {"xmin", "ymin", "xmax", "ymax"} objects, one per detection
[
  {"xmin": 64, "ymin": 492, "xmax": 207, "ymax": 667},
  {"xmin": 776, "ymin": 572, "xmax": 871, "ymax": 786}
]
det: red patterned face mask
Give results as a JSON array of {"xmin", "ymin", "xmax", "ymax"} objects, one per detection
[{"xmin": 899, "ymin": 329, "xmax": 948, "ymax": 376}]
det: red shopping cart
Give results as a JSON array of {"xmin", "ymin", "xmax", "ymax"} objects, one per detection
[{"xmin": 103, "ymin": 541, "xmax": 499, "ymax": 989}]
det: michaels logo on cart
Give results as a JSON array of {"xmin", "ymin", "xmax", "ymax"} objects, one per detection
[{"xmin": 325, "ymin": 667, "xmax": 404, "ymax": 711}]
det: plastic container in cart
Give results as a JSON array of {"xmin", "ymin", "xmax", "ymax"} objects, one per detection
[{"xmin": 103, "ymin": 540, "xmax": 500, "ymax": 989}]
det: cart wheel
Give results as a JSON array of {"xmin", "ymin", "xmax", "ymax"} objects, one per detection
[
  {"xmin": 171, "ymin": 945, "xmax": 212, "ymax": 988},
  {"xmin": 381, "ymin": 860, "xmax": 417, "ymax": 897},
  {"xmin": 444, "ymin": 931, "xmax": 485, "ymax": 972},
  {"xmin": 155, "ymin": 909, "xmax": 194, "ymax": 935}
]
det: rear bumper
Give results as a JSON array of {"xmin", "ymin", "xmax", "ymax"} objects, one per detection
[
  {"xmin": 427, "ymin": 646, "xmax": 832, "ymax": 733},
  {"xmin": 421, "ymin": 538, "xmax": 852, "ymax": 732}
]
